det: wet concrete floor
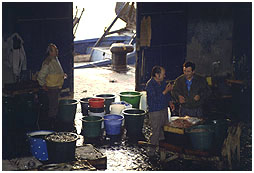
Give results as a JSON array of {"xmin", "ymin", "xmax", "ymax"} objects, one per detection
[{"xmin": 2, "ymin": 64, "xmax": 251, "ymax": 171}]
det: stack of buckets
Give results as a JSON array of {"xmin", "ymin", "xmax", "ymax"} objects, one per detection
[
  {"xmin": 119, "ymin": 91, "xmax": 147, "ymax": 139},
  {"xmin": 81, "ymin": 91, "xmax": 146, "ymax": 140},
  {"xmin": 81, "ymin": 97, "xmax": 105, "ymax": 138}
]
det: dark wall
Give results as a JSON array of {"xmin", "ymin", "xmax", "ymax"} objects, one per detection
[
  {"xmin": 2, "ymin": 2, "xmax": 73, "ymax": 92},
  {"xmin": 232, "ymin": 3, "xmax": 252, "ymax": 81},
  {"xmin": 186, "ymin": 3, "xmax": 233, "ymax": 76},
  {"xmin": 136, "ymin": 2, "xmax": 187, "ymax": 90},
  {"xmin": 136, "ymin": 2, "xmax": 252, "ymax": 90}
]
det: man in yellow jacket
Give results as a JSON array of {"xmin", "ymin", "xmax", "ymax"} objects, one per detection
[{"xmin": 37, "ymin": 43, "xmax": 66, "ymax": 129}]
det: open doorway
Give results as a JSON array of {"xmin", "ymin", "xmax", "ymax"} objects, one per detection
[{"xmin": 72, "ymin": 2, "xmax": 136, "ymax": 102}]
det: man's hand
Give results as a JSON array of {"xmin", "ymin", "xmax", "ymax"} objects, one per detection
[
  {"xmin": 64, "ymin": 73, "xmax": 68, "ymax": 79},
  {"xmin": 163, "ymin": 83, "xmax": 173, "ymax": 95},
  {"xmin": 194, "ymin": 95, "xmax": 200, "ymax": 101},
  {"xmin": 42, "ymin": 85, "xmax": 48, "ymax": 91},
  {"xmin": 178, "ymin": 95, "xmax": 185, "ymax": 104},
  {"xmin": 169, "ymin": 101, "xmax": 175, "ymax": 111}
]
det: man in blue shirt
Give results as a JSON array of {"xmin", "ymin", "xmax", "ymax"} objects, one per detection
[
  {"xmin": 172, "ymin": 61, "xmax": 211, "ymax": 117},
  {"xmin": 145, "ymin": 66, "xmax": 173, "ymax": 156}
]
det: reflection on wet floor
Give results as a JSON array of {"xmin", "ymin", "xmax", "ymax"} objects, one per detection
[
  {"xmin": 74, "ymin": 108, "xmax": 161, "ymax": 171},
  {"xmin": 73, "ymin": 105, "xmax": 252, "ymax": 171}
]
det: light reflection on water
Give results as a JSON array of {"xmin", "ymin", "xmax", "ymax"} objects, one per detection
[
  {"xmin": 73, "ymin": 106, "xmax": 234, "ymax": 171},
  {"xmin": 74, "ymin": 107, "xmax": 158, "ymax": 171}
]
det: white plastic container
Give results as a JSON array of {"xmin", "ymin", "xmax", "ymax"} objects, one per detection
[
  {"xmin": 110, "ymin": 104, "xmax": 126, "ymax": 114},
  {"xmin": 139, "ymin": 91, "xmax": 147, "ymax": 111}
]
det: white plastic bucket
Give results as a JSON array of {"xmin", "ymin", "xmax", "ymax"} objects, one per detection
[
  {"xmin": 110, "ymin": 104, "xmax": 125, "ymax": 115},
  {"xmin": 139, "ymin": 91, "xmax": 147, "ymax": 111}
]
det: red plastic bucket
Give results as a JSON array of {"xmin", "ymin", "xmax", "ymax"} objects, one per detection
[{"xmin": 88, "ymin": 98, "xmax": 105, "ymax": 108}]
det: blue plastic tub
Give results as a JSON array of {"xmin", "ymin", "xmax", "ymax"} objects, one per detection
[
  {"xmin": 104, "ymin": 114, "xmax": 124, "ymax": 135},
  {"xmin": 27, "ymin": 130, "xmax": 54, "ymax": 161}
]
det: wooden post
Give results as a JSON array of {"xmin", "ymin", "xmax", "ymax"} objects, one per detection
[{"xmin": 93, "ymin": 2, "xmax": 129, "ymax": 47}]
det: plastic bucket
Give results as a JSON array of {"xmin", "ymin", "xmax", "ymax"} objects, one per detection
[
  {"xmin": 139, "ymin": 91, "xmax": 148, "ymax": 111},
  {"xmin": 58, "ymin": 99, "xmax": 78, "ymax": 123},
  {"xmin": 88, "ymin": 111, "xmax": 105, "ymax": 128},
  {"xmin": 89, "ymin": 106, "xmax": 105, "ymax": 113},
  {"xmin": 96, "ymin": 94, "xmax": 116, "ymax": 114},
  {"xmin": 16, "ymin": 93, "xmax": 39, "ymax": 129},
  {"xmin": 88, "ymin": 98, "xmax": 105, "ymax": 108},
  {"xmin": 186, "ymin": 125, "xmax": 214, "ymax": 151},
  {"xmin": 27, "ymin": 130, "xmax": 54, "ymax": 161},
  {"xmin": 112, "ymin": 101, "xmax": 132, "ymax": 109},
  {"xmin": 80, "ymin": 97, "xmax": 92, "ymax": 116},
  {"xmin": 82, "ymin": 116, "xmax": 103, "ymax": 138},
  {"xmin": 208, "ymin": 119, "xmax": 231, "ymax": 148},
  {"xmin": 119, "ymin": 91, "xmax": 142, "ymax": 109},
  {"xmin": 110, "ymin": 104, "xmax": 126, "ymax": 114},
  {"xmin": 122, "ymin": 108, "xmax": 146, "ymax": 137},
  {"xmin": 104, "ymin": 114, "xmax": 124, "ymax": 136},
  {"xmin": 45, "ymin": 132, "xmax": 78, "ymax": 163}
]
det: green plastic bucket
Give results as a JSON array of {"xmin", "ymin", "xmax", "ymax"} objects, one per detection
[
  {"xmin": 81, "ymin": 116, "xmax": 103, "ymax": 138},
  {"xmin": 122, "ymin": 108, "xmax": 146, "ymax": 137},
  {"xmin": 58, "ymin": 99, "xmax": 78, "ymax": 123},
  {"xmin": 119, "ymin": 91, "xmax": 142, "ymax": 109},
  {"xmin": 186, "ymin": 125, "xmax": 214, "ymax": 151}
]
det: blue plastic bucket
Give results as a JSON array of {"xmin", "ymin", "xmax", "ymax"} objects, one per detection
[
  {"xmin": 112, "ymin": 101, "xmax": 132, "ymax": 109},
  {"xmin": 104, "ymin": 114, "xmax": 124, "ymax": 135},
  {"xmin": 27, "ymin": 130, "xmax": 54, "ymax": 161}
]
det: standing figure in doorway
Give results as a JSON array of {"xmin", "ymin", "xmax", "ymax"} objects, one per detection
[
  {"xmin": 37, "ymin": 43, "xmax": 66, "ymax": 129},
  {"xmin": 171, "ymin": 61, "xmax": 211, "ymax": 117},
  {"xmin": 145, "ymin": 66, "xmax": 174, "ymax": 156}
]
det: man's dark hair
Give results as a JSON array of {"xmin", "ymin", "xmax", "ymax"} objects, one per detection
[
  {"xmin": 151, "ymin": 66, "xmax": 162, "ymax": 77},
  {"xmin": 183, "ymin": 61, "xmax": 195, "ymax": 71}
]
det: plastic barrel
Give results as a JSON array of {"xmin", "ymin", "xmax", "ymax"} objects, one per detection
[
  {"xmin": 81, "ymin": 116, "xmax": 103, "ymax": 138},
  {"xmin": 186, "ymin": 125, "xmax": 214, "ymax": 151},
  {"xmin": 209, "ymin": 119, "xmax": 231, "ymax": 149},
  {"xmin": 80, "ymin": 97, "xmax": 92, "ymax": 116},
  {"xmin": 122, "ymin": 108, "xmax": 146, "ymax": 137},
  {"xmin": 16, "ymin": 93, "xmax": 39, "ymax": 129},
  {"xmin": 119, "ymin": 91, "xmax": 142, "ymax": 109},
  {"xmin": 96, "ymin": 94, "xmax": 116, "ymax": 114},
  {"xmin": 27, "ymin": 130, "xmax": 54, "ymax": 161},
  {"xmin": 104, "ymin": 114, "xmax": 124, "ymax": 135},
  {"xmin": 45, "ymin": 132, "xmax": 78, "ymax": 163},
  {"xmin": 58, "ymin": 99, "xmax": 78, "ymax": 123}
]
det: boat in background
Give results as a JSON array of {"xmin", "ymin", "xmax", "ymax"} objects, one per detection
[{"xmin": 73, "ymin": 2, "xmax": 136, "ymax": 69}]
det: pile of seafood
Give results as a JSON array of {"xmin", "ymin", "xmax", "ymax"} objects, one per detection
[{"xmin": 169, "ymin": 116, "xmax": 202, "ymax": 129}]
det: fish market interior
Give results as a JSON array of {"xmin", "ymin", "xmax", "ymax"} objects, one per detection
[{"xmin": 2, "ymin": 2, "xmax": 252, "ymax": 171}]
